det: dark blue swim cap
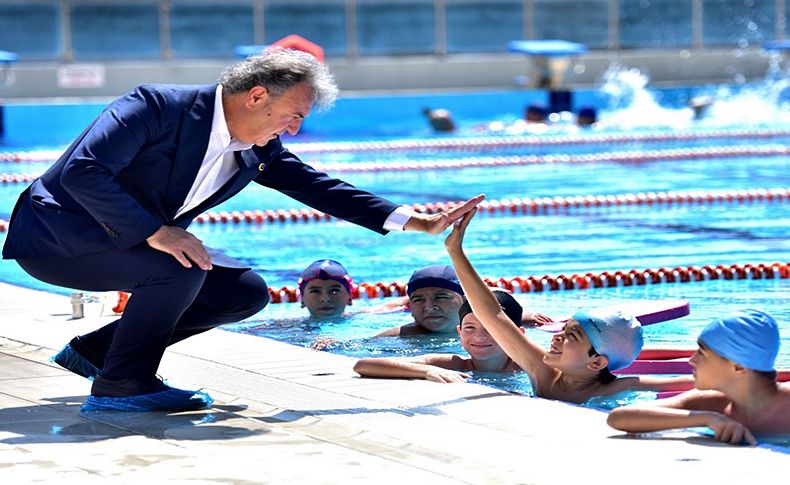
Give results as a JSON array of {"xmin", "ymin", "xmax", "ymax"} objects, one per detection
[
  {"xmin": 458, "ymin": 290, "xmax": 523, "ymax": 327},
  {"xmin": 407, "ymin": 265, "xmax": 463, "ymax": 296}
]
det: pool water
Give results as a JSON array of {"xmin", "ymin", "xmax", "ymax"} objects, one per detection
[
  {"xmin": 213, "ymin": 127, "xmax": 788, "ymax": 398},
  {"xmin": 229, "ymin": 277, "xmax": 789, "ymax": 368}
]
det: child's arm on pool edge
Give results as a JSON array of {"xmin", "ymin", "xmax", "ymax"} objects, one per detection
[
  {"xmin": 354, "ymin": 354, "xmax": 471, "ymax": 383},
  {"xmin": 607, "ymin": 390, "xmax": 756, "ymax": 445}
]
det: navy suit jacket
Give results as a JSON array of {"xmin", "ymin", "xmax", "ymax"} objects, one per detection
[{"xmin": 2, "ymin": 84, "xmax": 399, "ymax": 260}]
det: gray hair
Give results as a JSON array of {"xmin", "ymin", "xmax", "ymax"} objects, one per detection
[{"xmin": 219, "ymin": 48, "xmax": 338, "ymax": 111}]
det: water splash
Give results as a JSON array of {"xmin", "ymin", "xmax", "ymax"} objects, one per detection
[
  {"xmin": 598, "ymin": 63, "xmax": 694, "ymax": 130},
  {"xmin": 598, "ymin": 60, "xmax": 790, "ymax": 130}
]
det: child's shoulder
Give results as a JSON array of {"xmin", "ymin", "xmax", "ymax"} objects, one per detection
[
  {"xmin": 397, "ymin": 322, "xmax": 428, "ymax": 335},
  {"xmin": 662, "ymin": 389, "xmax": 731, "ymax": 411},
  {"xmin": 747, "ymin": 388, "xmax": 790, "ymax": 434},
  {"xmin": 374, "ymin": 321, "xmax": 422, "ymax": 337}
]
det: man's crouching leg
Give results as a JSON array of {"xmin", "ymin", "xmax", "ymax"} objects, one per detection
[
  {"xmin": 167, "ymin": 266, "xmax": 270, "ymax": 345},
  {"xmin": 84, "ymin": 257, "xmax": 214, "ymax": 412}
]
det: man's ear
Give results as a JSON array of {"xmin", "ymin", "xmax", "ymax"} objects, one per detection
[
  {"xmin": 587, "ymin": 354, "xmax": 609, "ymax": 372},
  {"xmin": 247, "ymin": 86, "xmax": 269, "ymax": 107}
]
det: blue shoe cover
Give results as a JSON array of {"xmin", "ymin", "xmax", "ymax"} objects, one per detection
[
  {"xmin": 80, "ymin": 388, "xmax": 213, "ymax": 412},
  {"xmin": 52, "ymin": 344, "xmax": 100, "ymax": 380}
]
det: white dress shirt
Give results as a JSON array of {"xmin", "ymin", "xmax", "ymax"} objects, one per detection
[
  {"xmin": 176, "ymin": 85, "xmax": 414, "ymax": 230},
  {"xmin": 175, "ymin": 85, "xmax": 252, "ymax": 218}
]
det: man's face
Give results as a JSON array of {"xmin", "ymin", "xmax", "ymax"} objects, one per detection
[
  {"xmin": 302, "ymin": 279, "xmax": 350, "ymax": 319},
  {"xmin": 408, "ymin": 287, "xmax": 463, "ymax": 333},
  {"xmin": 233, "ymin": 82, "xmax": 314, "ymax": 146}
]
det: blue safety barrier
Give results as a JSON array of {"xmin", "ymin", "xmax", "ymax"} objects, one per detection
[{"xmin": 507, "ymin": 40, "xmax": 587, "ymax": 57}]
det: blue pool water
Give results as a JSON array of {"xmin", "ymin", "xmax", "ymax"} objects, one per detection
[
  {"xmin": 229, "ymin": 278, "xmax": 789, "ymax": 368},
  {"xmin": 0, "ymin": 84, "xmax": 788, "ymax": 403}
]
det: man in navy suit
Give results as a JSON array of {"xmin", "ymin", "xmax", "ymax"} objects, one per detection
[{"xmin": 2, "ymin": 49, "xmax": 482, "ymax": 412}]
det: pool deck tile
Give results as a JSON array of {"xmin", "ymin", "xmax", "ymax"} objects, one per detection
[{"xmin": 0, "ymin": 282, "xmax": 787, "ymax": 484}]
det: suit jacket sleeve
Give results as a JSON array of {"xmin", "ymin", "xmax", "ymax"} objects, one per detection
[
  {"xmin": 253, "ymin": 143, "xmax": 400, "ymax": 235},
  {"xmin": 58, "ymin": 85, "xmax": 168, "ymax": 249}
]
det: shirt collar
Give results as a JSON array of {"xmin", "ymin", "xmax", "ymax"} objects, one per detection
[{"xmin": 212, "ymin": 84, "xmax": 253, "ymax": 151}]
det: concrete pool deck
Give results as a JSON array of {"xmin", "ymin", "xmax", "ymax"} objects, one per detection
[{"xmin": 1, "ymin": 282, "xmax": 787, "ymax": 484}]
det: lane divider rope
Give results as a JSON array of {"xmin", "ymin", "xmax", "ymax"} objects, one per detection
[
  {"xmin": 2, "ymin": 189, "xmax": 786, "ymax": 231},
  {"xmin": 308, "ymin": 145, "xmax": 790, "ymax": 173},
  {"xmin": 188, "ymin": 188, "xmax": 789, "ymax": 226},
  {"xmin": 264, "ymin": 261, "xmax": 790, "ymax": 303},
  {"xmin": 287, "ymin": 128, "xmax": 790, "ymax": 154},
  {"xmin": 3, "ymin": 128, "xmax": 790, "ymax": 162},
  {"xmin": 100, "ymin": 260, "xmax": 790, "ymax": 312},
  {"xmin": 0, "ymin": 173, "xmax": 37, "ymax": 183},
  {"xmin": 2, "ymin": 144, "xmax": 788, "ymax": 171},
  {"xmin": 0, "ymin": 149, "xmax": 64, "ymax": 163}
]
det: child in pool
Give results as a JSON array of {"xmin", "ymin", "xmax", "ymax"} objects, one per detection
[
  {"xmin": 311, "ymin": 263, "xmax": 550, "ymax": 349},
  {"xmin": 308, "ymin": 264, "xmax": 465, "ymax": 348},
  {"xmin": 354, "ymin": 290, "xmax": 525, "ymax": 382},
  {"xmin": 607, "ymin": 309, "xmax": 790, "ymax": 445},
  {"xmin": 373, "ymin": 265, "xmax": 552, "ymax": 337},
  {"xmin": 298, "ymin": 259, "xmax": 354, "ymax": 319},
  {"xmin": 443, "ymin": 208, "xmax": 691, "ymax": 403},
  {"xmin": 373, "ymin": 265, "xmax": 466, "ymax": 336}
]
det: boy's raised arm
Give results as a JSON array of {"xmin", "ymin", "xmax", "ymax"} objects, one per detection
[{"xmin": 443, "ymin": 210, "xmax": 551, "ymax": 379}]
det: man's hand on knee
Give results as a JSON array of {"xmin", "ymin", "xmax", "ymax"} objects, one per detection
[{"xmin": 146, "ymin": 226, "xmax": 213, "ymax": 271}]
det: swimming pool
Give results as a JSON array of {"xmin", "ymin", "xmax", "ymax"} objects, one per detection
[
  {"xmin": 0, "ymin": 87, "xmax": 788, "ymax": 397},
  {"xmin": 188, "ymin": 122, "xmax": 790, "ymax": 379}
]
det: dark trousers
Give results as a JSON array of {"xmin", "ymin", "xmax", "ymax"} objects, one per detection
[{"xmin": 17, "ymin": 245, "xmax": 269, "ymax": 381}]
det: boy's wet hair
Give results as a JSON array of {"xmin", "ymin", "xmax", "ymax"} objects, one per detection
[
  {"xmin": 754, "ymin": 370, "xmax": 777, "ymax": 382},
  {"xmin": 588, "ymin": 346, "xmax": 617, "ymax": 384}
]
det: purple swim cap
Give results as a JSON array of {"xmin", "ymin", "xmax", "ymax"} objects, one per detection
[{"xmin": 298, "ymin": 259, "xmax": 353, "ymax": 295}]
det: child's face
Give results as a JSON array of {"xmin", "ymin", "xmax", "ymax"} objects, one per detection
[
  {"xmin": 689, "ymin": 342, "xmax": 733, "ymax": 390},
  {"xmin": 543, "ymin": 320, "xmax": 597, "ymax": 371},
  {"xmin": 457, "ymin": 314, "xmax": 506, "ymax": 360},
  {"xmin": 302, "ymin": 279, "xmax": 349, "ymax": 318},
  {"xmin": 408, "ymin": 287, "xmax": 463, "ymax": 333}
]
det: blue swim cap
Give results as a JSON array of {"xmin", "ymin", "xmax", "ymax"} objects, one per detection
[
  {"xmin": 699, "ymin": 309, "xmax": 780, "ymax": 372},
  {"xmin": 573, "ymin": 308, "xmax": 643, "ymax": 371},
  {"xmin": 407, "ymin": 265, "xmax": 463, "ymax": 297}
]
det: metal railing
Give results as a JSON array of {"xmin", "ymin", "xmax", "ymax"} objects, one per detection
[{"xmin": 0, "ymin": 0, "xmax": 785, "ymax": 61}]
